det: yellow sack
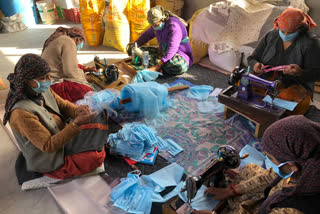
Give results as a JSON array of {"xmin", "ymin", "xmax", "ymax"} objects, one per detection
[
  {"xmin": 103, "ymin": 0, "xmax": 130, "ymax": 52},
  {"xmin": 80, "ymin": 0, "xmax": 105, "ymax": 46},
  {"xmin": 0, "ymin": 77, "xmax": 7, "ymax": 90},
  {"xmin": 189, "ymin": 9, "xmax": 208, "ymax": 64},
  {"xmin": 128, "ymin": 0, "xmax": 150, "ymax": 43}
]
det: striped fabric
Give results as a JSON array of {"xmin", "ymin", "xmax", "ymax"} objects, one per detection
[{"xmin": 162, "ymin": 54, "xmax": 188, "ymax": 76}]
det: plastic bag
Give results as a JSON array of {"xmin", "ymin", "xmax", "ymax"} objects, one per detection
[
  {"xmin": 1, "ymin": 13, "xmax": 27, "ymax": 33},
  {"xmin": 103, "ymin": 0, "xmax": 130, "ymax": 52},
  {"xmin": 128, "ymin": 0, "xmax": 150, "ymax": 42},
  {"xmin": 36, "ymin": 1, "xmax": 56, "ymax": 25},
  {"xmin": 79, "ymin": 0, "xmax": 105, "ymax": 46}
]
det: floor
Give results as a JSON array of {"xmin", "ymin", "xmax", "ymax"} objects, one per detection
[{"xmin": 0, "ymin": 20, "xmax": 126, "ymax": 214}]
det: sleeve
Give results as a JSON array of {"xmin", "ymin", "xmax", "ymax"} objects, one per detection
[
  {"xmin": 161, "ymin": 22, "xmax": 183, "ymax": 63},
  {"xmin": 51, "ymin": 89, "xmax": 77, "ymax": 119},
  {"xmin": 60, "ymin": 38, "xmax": 86, "ymax": 80},
  {"xmin": 269, "ymin": 208, "xmax": 304, "ymax": 214},
  {"xmin": 247, "ymin": 33, "xmax": 269, "ymax": 69},
  {"xmin": 299, "ymin": 37, "xmax": 320, "ymax": 82},
  {"xmin": 135, "ymin": 27, "xmax": 156, "ymax": 46},
  {"xmin": 238, "ymin": 168, "xmax": 278, "ymax": 194},
  {"xmin": 10, "ymin": 109, "xmax": 81, "ymax": 153}
]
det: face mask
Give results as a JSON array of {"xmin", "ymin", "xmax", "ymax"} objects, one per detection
[
  {"xmin": 32, "ymin": 79, "xmax": 52, "ymax": 93},
  {"xmin": 154, "ymin": 22, "xmax": 165, "ymax": 31},
  {"xmin": 77, "ymin": 42, "xmax": 84, "ymax": 50},
  {"xmin": 279, "ymin": 30, "xmax": 299, "ymax": 42},
  {"xmin": 265, "ymin": 156, "xmax": 294, "ymax": 179}
]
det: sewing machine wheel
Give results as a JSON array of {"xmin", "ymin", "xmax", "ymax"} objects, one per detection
[
  {"xmin": 104, "ymin": 65, "xmax": 119, "ymax": 84},
  {"xmin": 217, "ymin": 145, "xmax": 240, "ymax": 169}
]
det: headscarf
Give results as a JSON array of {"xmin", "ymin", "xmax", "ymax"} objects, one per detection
[
  {"xmin": 273, "ymin": 8, "xmax": 317, "ymax": 32},
  {"xmin": 42, "ymin": 26, "xmax": 85, "ymax": 53},
  {"xmin": 147, "ymin": 5, "xmax": 187, "ymax": 27},
  {"xmin": 259, "ymin": 115, "xmax": 320, "ymax": 213},
  {"xmin": 3, "ymin": 54, "xmax": 51, "ymax": 125}
]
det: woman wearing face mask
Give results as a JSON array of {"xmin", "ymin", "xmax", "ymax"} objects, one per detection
[
  {"xmin": 133, "ymin": 5, "xmax": 193, "ymax": 76},
  {"xmin": 3, "ymin": 54, "xmax": 107, "ymax": 183},
  {"xmin": 42, "ymin": 27, "xmax": 95, "ymax": 103},
  {"xmin": 247, "ymin": 8, "xmax": 320, "ymax": 114},
  {"xmin": 193, "ymin": 115, "xmax": 320, "ymax": 214}
]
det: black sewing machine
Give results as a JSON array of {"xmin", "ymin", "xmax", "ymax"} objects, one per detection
[
  {"xmin": 228, "ymin": 66, "xmax": 279, "ymax": 101},
  {"xmin": 181, "ymin": 146, "xmax": 247, "ymax": 205},
  {"xmin": 93, "ymin": 56, "xmax": 119, "ymax": 84}
]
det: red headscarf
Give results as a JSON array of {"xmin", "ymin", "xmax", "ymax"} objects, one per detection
[
  {"xmin": 42, "ymin": 27, "xmax": 85, "ymax": 53},
  {"xmin": 273, "ymin": 8, "xmax": 317, "ymax": 32}
]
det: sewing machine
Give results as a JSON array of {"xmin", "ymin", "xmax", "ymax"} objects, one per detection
[
  {"xmin": 93, "ymin": 56, "xmax": 119, "ymax": 84},
  {"xmin": 126, "ymin": 43, "xmax": 162, "ymax": 68},
  {"xmin": 181, "ymin": 146, "xmax": 245, "ymax": 205},
  {"xmin": 228, "ymin": 67, "xmax": 279, "ymax": 101}
]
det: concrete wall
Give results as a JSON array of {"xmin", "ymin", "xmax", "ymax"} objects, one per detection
[{"xmin": 182, "ymin": 0, "xmax": 320, "ymax": 36}]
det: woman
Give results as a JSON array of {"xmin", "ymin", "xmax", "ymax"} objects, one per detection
[
  {"xmin": 247, "ymin": 8, "xmax": 320, "ymax": 114},
  {"xmin": 194, "ymin": 115, "xmax": 320, "ymax": 214},
  {"xmin": 134, "ymin": 5, "xmax": 193, "ymax": 76},
  {"xmin": 42, "ymin": 27, "xmax": 95, "ymax": 103},
  {"xmin": 3, "ymin": 54, "xmax": 106, "ymax": 181}
]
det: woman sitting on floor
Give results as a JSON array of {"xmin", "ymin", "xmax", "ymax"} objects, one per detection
[
  {"xmin": 247, "ymin": 8, "xmax": 320, "ymax": 115},
  {"xmin": 3, "ymin": 54, "xmax": 107, "ymax": 181},
  {"xmin": 42, "ymin": 26, "xmax": 95, "ymax": 103},
  {"xmin": 193, "ymin": 115, "xmax": 320, "ymax": 214},
  {"xmin": 132, "ymin": 5, "xmax": 193, "ymax": 76}
]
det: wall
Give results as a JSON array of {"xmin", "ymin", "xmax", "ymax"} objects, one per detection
[{"xmin": 182, "ymin": 0, "xmax": 320, "ymax": 36}]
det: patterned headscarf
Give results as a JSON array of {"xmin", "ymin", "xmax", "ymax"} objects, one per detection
[
  {"xmin": 147, "ymin": 5, "xmax": 187, "ymax": 27},
  {"xmin": 259, "ymin": 115, "xmax": 320, "ymax": 213},
  {"xmin": 42, "ymin": 26, "xmax": 85, "ymax": 53},
  {"xmin": 3, "ymin": 54, "xmax": 51, "ymax": 125},
  {"xmin": 274, "ymin": 8, "xmax": 317, "ymax": 32}
]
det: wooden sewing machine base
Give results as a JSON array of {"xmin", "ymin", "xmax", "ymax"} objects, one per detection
[{"xmin": 219, "ymin": 86, "xmax": 286, "ymax": 138}]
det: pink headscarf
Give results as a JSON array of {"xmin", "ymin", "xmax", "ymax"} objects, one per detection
[{"xmin": 42, "ymin": 27, "xmax": 86, "ymax": 53}]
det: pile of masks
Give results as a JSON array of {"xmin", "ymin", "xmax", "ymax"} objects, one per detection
[
  {"xmin": 76, "ymin": 89, "xmax": 121, "ymax": 116},
  {"xmin": 131, "ymin": 70, "xmax": 162, "ymax": 83},
  {"xmin": 107, "ymin": 122, "xmax": 184, "ymax": 160},
  {"xmin": 120, "ymin": 82, "xmax": 169, "ymax": 119}
]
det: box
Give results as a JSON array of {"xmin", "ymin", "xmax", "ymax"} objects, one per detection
[{"xmin": 63, "ymin": 8, "xmax": 80, "ymax": 23}]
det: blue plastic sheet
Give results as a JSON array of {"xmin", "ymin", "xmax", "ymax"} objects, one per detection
[
  {"xmin": 186, "ymin": 85, "xmax": 213, "ymax": 101},
  {"xmin": 132, "ymin": 70, "xmax": 162, "ymax": 83},
  {"xmin": 120, "ymin": 82, "xmax": 169, "ymax": 119},
  {"xmin": 76, "ymin": 89, "xmax": 121, "ymax": 116}
]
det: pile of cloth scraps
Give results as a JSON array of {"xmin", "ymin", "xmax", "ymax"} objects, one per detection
[{"xmin": 106, "ymin": 122, "xmax": 184, "ymax": 161}]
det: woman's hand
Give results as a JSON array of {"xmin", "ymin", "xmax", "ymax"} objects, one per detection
[
  {"xmin": 73, "ymin": 112, "xmax": 97, "ymax": 126},
  {"xmin": 75, "ymin": 105, "xmax": 92, "ymax": 116},
  {"xmin": 83, "ymin": 66, "xmax": 97, "ymax": 73},
  {"xmin": 283, "ymin": 64, "xmax": 303, "ymax": 76},
  {"xmin": 205, "ymin": 187, "xmax": 234, "ymax": 200},
  {"xmin": 253, "ymin": 62, "xmax": 264, "ymax": 74},
  {"xmin": 147, "ymin": 61, "xmax": 164, "ymax": 72}
]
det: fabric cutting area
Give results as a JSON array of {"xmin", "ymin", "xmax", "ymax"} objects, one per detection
[{"xmin": 1, "ymin": 0, "xmax": 320, "ymax": 214}]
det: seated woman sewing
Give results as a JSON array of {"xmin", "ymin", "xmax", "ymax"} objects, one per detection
[
  {"xmin": 193, "ymin": 115, "xmax": 320, "ymax": 214},
  {"xmin": 3, "ymin": 54, "xmax": 107, "ymax": 182},
  {"xmin": 247, "ymin": 8, "xmax": 320, "ymax": 115},
  {"xmin": 42, "ymin": 27, "xmax": 95, "ymax": 103},
  {"xmin": 133, "ymin": 5, "xmax": 193, "ymax": 76}
]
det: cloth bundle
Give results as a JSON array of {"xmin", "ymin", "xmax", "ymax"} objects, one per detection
[
  {"xmin": 120, "ymin": 82, "xmax": 169, "ymax": 119},
  {"xmin": 76, "ymin": 89, "xmax": 121, "ymax": 116}
]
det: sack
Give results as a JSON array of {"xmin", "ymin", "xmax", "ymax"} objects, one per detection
[
  {"xmin": 1, "ymin": 13, "xmax": 27, "ymax": 33},
  {"xmin": 79, "ymin": 0, "xmax": 105, "ymax": 46},
  {"xmin": 103, "ymin": 0, "xmax": 130, "ymax": 52},
  {"xmin": 189, "ymin": 9, "xmax": 208, "ymax": 64},
  {"xmin": 128, "ymin": 0, "xmax": 150, "ymax": 43},
  {"xmin": 36, "ymin": 1, "xmax": 57, "ymax": 25},
  {"xmin": 208, "ymin": 42, "xmax": 241, "ymax": 72}
]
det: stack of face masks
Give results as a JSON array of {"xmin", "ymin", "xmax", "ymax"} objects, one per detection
[
  {"xmin": 120, "ymin": 82, "xmax": 169, "ymax": 119},
  {"xmin": 132, "ymin": 70, "xmax": 163, "ymax": 83},
  {"xmin": 186, "ymin": 85, "xmax": 213, "ymax": 101}
]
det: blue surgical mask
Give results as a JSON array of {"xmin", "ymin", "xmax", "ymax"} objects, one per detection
[
  {"xmin": 32, "ymin": 79, "xmax": 52, "ymax": 93},
  {"xmin": 279, "ymin": 30, "xmax": 299, "ymax": 42},
  {"xmin": 265, "ymin": 156, "xmax": 294, "ymax": 179},
  {"xmin": 154, "ymin": 22, "xmax": 165, "ymax": 31},
  {"xmin": 77, "ymin": 42, "xmax": 84, "ymax": 50}
]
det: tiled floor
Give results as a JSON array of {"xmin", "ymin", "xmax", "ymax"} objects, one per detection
[{"xmin": 0, "ymin": 20, "xmax": 126, "ymax": 213}]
